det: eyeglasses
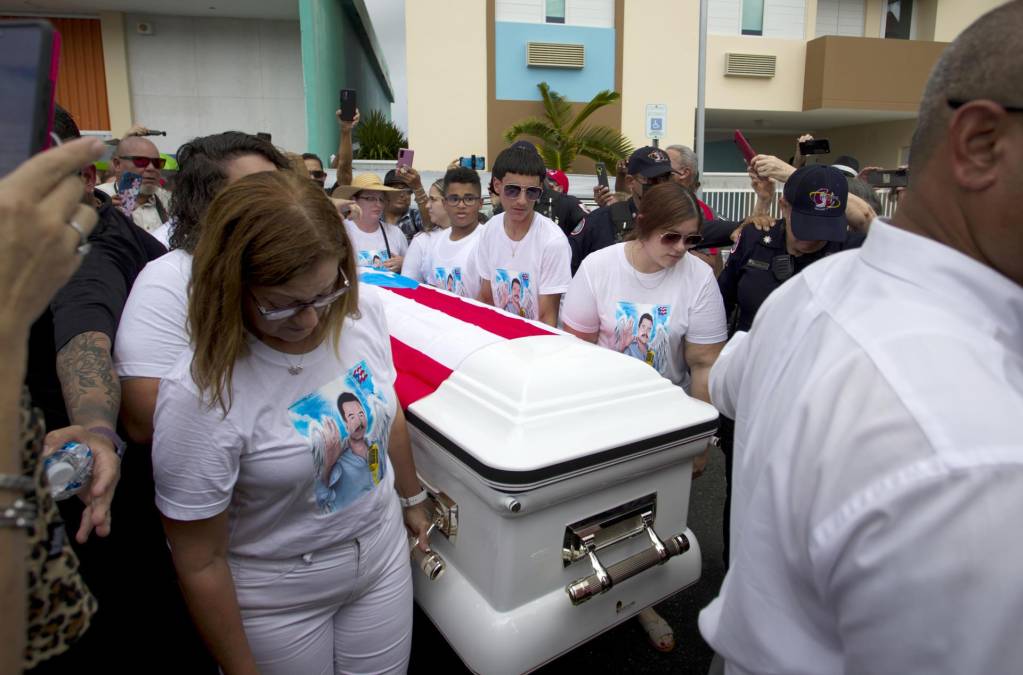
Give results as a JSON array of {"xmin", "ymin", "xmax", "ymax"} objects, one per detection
[
  {"xmin": 356, "ymin": 194, "xmax": 386, "ymax": 204},
  {"xmin": 250, "ymin": 268, "xmax": 351, "ymax": 321},
  {"xmin": 501, "ymin": 184, "xmax": 544, "ymax": 201},
  {"xmin": 659, "ymin": 231, "xmax": 703, "ymax": 248},
  {"xmin": 444, "ymin": 194, "xmax": 481, "ymax": 206},
  {"xmin": 947, "ymin": 98, "xmax": 1023, "ymax": 114},
  {"xmin": 119, "ymin": 155, "xmax": 166, "ymax": 170}
]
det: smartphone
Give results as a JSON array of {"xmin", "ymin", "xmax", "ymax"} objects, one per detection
[
  {"xmin": 256, "ymin": 132, "xmax": 272, "ymax": 142},
  {"xmin": 459, "ymin": 155, "xmax": 485, "ymax": 170},
  {"xmin": 396, "ymin": 148, "xmax": 414, "ymax": 168},
  {"xmin": 0, "ymin": 20, "xmax": 60, "ymax": 177},
  {"xmin": 117, "ymin": 171, "xmax": 142, "ymax": 194},
  {"xmin": 799, "ymin": 139, "xmax": 831, "ymax": 155},
  {"xmin": 733, "ymin": 130, "xmax": 757, "ymax": 165},
  {"xmin": 340, "ymin": 89, "xmax": 357, "ymax": 122},
  {"xmin": 595, "ymin": 161, "xmax": 609, "ymax": 190},
  {"xmin": 864, "ymin": 168, "xmax": 909, "ymax": 189}
]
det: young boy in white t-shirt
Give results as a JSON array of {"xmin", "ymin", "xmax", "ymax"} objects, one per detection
[
  {"xmin": 472, "ymin": 145, "xmax": 571, "ymax": 327},
  {"xmin": 401, "ymin": 166, "xmax": 484, "ymax": 298}
]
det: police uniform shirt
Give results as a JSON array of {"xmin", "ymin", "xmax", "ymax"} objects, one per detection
[
  {"xmin": 568, "ymin": 198, "xmax": 636, "ymax": 274},
  {"xmin": 718, "ymin": 219, "xmax": 862, "ymax": 334}
]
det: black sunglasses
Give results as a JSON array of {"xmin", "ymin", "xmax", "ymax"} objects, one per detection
[
  {"xmin": 501, "ymin": 184, "xmax": 544, "ymax": 201},
  {"xmin": 659, "ymin": 231, "xmax": 703, "ymax": 248}
]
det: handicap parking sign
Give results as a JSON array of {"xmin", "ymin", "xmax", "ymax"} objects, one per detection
[{"xmin": 645, "ymin": 104, "xmax": 667, "ymax": 139}]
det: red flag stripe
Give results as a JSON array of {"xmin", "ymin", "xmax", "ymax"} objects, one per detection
[
  {"xmin": 389, "ymin": 336, "xmax": 454, "ymax": 408},
  {"xmin": 386, "ymin": 285, "xmax": 554, "ymax": 341}
]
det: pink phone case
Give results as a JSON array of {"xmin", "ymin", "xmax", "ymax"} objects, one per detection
[{"xmin": 397, "ymin": 148, "xmax": 414, "ymax": 168}]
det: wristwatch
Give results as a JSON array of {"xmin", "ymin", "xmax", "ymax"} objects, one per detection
[
  {"xmin": 89, "ymin": 426, "xmax": 127, "ymax": 459},
  {"xmin": 399, "ymin": 489, "xmax": 429, "ymax": 508}
]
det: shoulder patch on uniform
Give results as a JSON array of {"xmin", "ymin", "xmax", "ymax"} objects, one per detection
[{"xmin": 570, "ymin": 218, "xmax": 586, "ymax": 236}]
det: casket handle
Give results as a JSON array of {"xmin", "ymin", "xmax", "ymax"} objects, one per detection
[{"xmin": 565, "ymin": 526, "xmax": 690, "ymax": 606}]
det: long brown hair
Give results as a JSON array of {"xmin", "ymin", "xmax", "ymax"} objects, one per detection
[
  {"xmin": 629, "ymin": 182, "xmax": 703, "ymax": 240},
  {"xmin": 189, "ymin": 171, "xmax": 359, "ymax": 413}
]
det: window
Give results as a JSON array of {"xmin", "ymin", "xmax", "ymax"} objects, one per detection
[
  {"xmin": 741, "ymin": 0, "xmax": 765, "ymax": 36},
  {"xmin": 546, "ymin": 0, "xmax": 566, "ymax": 23},
  {"xmin": 884, "ymin": 0, "xmax": 913, "ymax": 39}
]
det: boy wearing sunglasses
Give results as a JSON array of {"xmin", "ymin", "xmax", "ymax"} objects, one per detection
[
  {"xmin": 472, "ymin": 145, "xmax": 571, "ymax": 327},
  {"xmin": 96, "ymin": 135, "xmax": 170, "ymax": 232}
]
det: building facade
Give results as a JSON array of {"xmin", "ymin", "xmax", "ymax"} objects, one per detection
[
  {"xmin": 1, "ymin": 0, "xmax": 392, "ymax": 162},
  {"xmin": 406, "ymin": 0, "xmax": 1009, "ymax": 171}
]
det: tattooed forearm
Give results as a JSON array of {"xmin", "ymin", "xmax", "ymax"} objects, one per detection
[{"xmin": 56, "ymin": 331, "xmax": 120, "ymax": 429}]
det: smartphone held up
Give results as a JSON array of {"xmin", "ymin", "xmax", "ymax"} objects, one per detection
[
  {"xmin": 340, "ymin": 89, "xmax": 357, "ymax": 122},
  {"xmin": 0, "ymin": 19, "xmax": 61, "ymax": 177}
]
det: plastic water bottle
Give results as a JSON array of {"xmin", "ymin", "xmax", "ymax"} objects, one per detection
[{"xmin": 43, "ymin": 442, "xmax": 93, "ymax": 501}]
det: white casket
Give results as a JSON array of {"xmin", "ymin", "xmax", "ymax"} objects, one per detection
[{"xmin": 367, "ymin": 273, "xmax": 718, "ymax": 675}]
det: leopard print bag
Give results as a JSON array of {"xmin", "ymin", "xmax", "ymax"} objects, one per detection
[{"xmin": 20, "ymin": 388, "xmax": 97, "ymax": 669}]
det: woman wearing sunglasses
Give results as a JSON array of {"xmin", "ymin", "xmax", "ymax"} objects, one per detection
[
  {"xmin": 152, "ymin": 171, "xmax": 431, "ymax": 674},
  {"xmin": 561, "ymin": 181, "xmax": 727, "ymax": 650}
]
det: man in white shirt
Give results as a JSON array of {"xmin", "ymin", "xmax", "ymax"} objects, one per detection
[
  {"xmin": 473, "ymin": 144, "xmax": 571, "ymax": 327},
  {"xmin": 96, "ymin": 135, "xmax": 171, "ymax": 232},
  {"xmin": 700, "ymin": 3, "xmax": 1023, "ymax": 674}
]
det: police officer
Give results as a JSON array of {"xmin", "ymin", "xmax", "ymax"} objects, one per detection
[{"xmin": 715, "ymin": 164, "xmax": 864, "ymax": 565}]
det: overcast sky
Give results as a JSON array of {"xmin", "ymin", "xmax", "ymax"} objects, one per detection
[{"xmin": 364, "ymin": 0, "xmax": 408, "ymax": 132}]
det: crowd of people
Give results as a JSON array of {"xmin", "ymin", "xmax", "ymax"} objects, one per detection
[{"xmin": 2, "ymin": 2, "xmax": 1021, "ymax": 674}]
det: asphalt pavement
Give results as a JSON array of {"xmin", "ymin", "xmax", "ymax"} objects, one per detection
[{"xmin": 408, "ymin": 449, "xmax": 728, "ymax": 674}]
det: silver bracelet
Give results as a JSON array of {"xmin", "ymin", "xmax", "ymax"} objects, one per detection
[
  {"xmin": 1, "ymin": 498, "xmax": 37, "ymax": 529},
  {"xmin": 0, "ymin": 474, "xmax": 35, "ymax": 494}
]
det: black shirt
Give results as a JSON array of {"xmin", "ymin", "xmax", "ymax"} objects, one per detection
[
  {"xmin": 718, "ymin": 219, "xmax": 864, "ymax": 334},
  {"xmin": 25, "ymin": 197, "xmax": 167, "ymax": 430},
  {"xmin": 569, "ymin": 197, "xmax": 636, "ymax": 274}
]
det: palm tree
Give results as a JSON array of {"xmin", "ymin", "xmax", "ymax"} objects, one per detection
[{"xmin": 503, "ymin": 82, "xmax": 633, "ymax": 171}]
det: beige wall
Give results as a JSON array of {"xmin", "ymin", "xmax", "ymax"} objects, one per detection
[
  {"xmin": 933, "ymin": 0, "xmax": 1008, "ymax": 41},
  {"xmin": 706, "ymin": 36, "xmax": 807, "ymax": 112},
  {"xmin": 620, "ymin": 1, "xmax": 699, "ymax": 147},
  {"xmin": 99, "ymin": 12, "xmax": 133, "ymax": 136},
  {"xmin": 405, "ymin": 0, "xmax": 488, "ymax": 170}
]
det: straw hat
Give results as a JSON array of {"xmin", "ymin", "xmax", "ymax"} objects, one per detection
[{"xmin": 332, "ymin": 172, "xmax": 400, "ymax": 199}]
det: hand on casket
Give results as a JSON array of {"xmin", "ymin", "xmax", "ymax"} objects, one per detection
[{"xmin": 404, "ymin": 503, "xmax": 433, "ymax": 552}]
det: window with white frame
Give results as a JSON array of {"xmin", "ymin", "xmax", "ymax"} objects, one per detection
[
  {"xmin": 495, "ymin": 0, "xmax": 613, "ymax": 28},
  {"xmin": 816, "ymin": 0, "xmax": 865, "ymax": 37},
  {"xmin": 709, "ymin": 0, "xmax": 805, "ymax": 39}
]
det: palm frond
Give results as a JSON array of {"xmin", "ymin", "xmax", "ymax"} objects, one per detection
[
  {"xmin": 504, "ymin": 118, "xmax": 560, "ymax": 145},
  {"xmin": 566, "ymin": 90, "xmax": 622, "ymax": 135},
  {"xmin": 573, "ymin": 124, "xmax": 633, "ymax": 166},
  {"xmin": 353, "ymin": 110, "xmax": 407, "ymax": 160},
  {"xmin": 537, "ymin": 82, "xmax": 572, "ymax": 132}
]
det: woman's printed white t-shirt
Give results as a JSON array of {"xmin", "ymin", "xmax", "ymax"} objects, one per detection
[
  {"xmin": 344, "ymin": 220, "xmax": 408, "ymax": 269},
  {"xmin": 472, "ymin": 212, "xmax": 571, "ymax": 319},
  {"xmin": 153, "ymin": 285, "xmax": 400, "ymax": 558},
  {"xmin": 403, "ymin": 226, "xmax": 484, "ymax": 298},
  {"xmin": 561, "ymin": 243, "xmax": 728, "ymax": 392}
]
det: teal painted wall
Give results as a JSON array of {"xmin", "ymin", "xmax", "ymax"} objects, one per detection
[
  {"xmin": 704, "ymin": 139, "xmax": 749, "ymax": 172},
  {"xmin": 299, "ymin": 0, "xmax": 393, "ymax": 161}
]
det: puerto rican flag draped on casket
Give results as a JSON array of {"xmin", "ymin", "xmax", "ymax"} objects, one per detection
[{"xmin": 360, "ymin": 270, "xmax": 556, "ymax": 408}]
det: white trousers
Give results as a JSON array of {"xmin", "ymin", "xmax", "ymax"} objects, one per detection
[{"xmin": 229, "ymin": 498, "xmax": 413, "ymax": 675}]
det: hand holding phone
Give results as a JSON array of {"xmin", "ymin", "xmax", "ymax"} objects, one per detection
[
  {"xmin": 798, "ymin": 139, "xmax": 831, "ymax": 156},
  {"xmin": 595, "ymin": 161, "xmax": 609, "ymax": 190},
  {"xmin": 339, "ymin": 89, "xmax": 357, "ymax": 122},
  {"xmin": 458, "ymin": 155, "xmax": 485, "ymax": 170}
]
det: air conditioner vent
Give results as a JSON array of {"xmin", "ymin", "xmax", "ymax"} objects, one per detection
[
  {"xmin": 527, "ymin": 42, "xmax": 585, "ymax": 69},
  {"xmin": 725, "ymin": 52, "xmax": 776, "ymax": 78}
]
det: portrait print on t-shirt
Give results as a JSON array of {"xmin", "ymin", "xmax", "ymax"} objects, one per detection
[
  {"xmin": 615, "ymin": 301, "xmax": 671, "ymax": 373},
  {"xmin": 494, "ymin": 268, "xmax": 535, "ymax": 319},
  {"xmin": 287, "ymin": 360, "xmax": 392, "ymax": 515},
  {"xmin": 357, "ymin": 249, "xmax": 390, "ymax": 269},
  {"xmin": 431, "ymin": 266, "xmax": 467, "ymax": 296}
]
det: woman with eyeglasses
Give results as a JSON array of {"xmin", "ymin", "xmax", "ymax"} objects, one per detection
[
  {"xmin": 334, "ymin": 173, "xmax": 409, "ymax": 272},
  {"xmin": 152, "ymin": 171, "xmax": 431, "ymax": 674},
  {"xmin": 402, "ymin": 168, "xmax": 484, "ymax": 297},
  {"xmin": 561, "ymin": 181, "xmax": 727, "ymax": 651},
  {"xmin": 401, "ymin": 179, "xmax": 450, "ymax": 282}
]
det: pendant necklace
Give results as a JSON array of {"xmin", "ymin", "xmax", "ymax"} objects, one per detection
[{"xmin": 285, "ymin": 352, "xmax": 305, "ymax": 376}]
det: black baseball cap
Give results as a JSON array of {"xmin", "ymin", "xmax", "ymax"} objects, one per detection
[
  {"xmin": 627, "ymin": 146, "xmax": 672, "ymax": 179},
  {"xmin": 783, "ymin": 165, "xmax": 848, "ymax": 242},
  {"xmin": 383, "ymin": 169, "xmax": 408, "ymax": 186}
]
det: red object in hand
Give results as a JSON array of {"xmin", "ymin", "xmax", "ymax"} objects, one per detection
[{"xmin": 734, "ymin": 130, "xmax": 757, "ymax": 165}]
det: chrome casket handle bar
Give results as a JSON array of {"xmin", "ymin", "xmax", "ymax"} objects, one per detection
[{"xmin": 565, "ymin": 528, "xmax": 689, "ymax": 605}]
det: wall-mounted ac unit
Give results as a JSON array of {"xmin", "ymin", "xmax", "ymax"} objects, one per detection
[
  {"xmin": 724, "ymin": 53, "xmax": 776, "ymax": 78},
  {"xmin": 527, "ymin": 42, "xmax": 585, "ymax": 69}
]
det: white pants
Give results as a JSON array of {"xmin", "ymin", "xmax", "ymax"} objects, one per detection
[{"xmin": 229, "ymin": 498, "xmax": 413, "ymax": 675}]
